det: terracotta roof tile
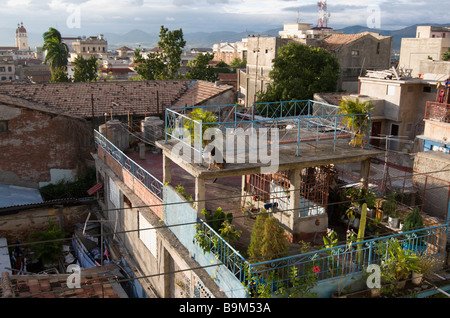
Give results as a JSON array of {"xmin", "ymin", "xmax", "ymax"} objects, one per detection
[
  {"xmin": 0, "ymin": 80, "xmax": 233, "ymax": 118},
  {"xmin": 172, "ymin": 80, "xmax": 233, "ymax": 107},
  {"xmin": 1, "ymin": 266, "xmax": 125, "ymax": 298},
  {"xmin": 318, "ymin": 32, "xmax": 390, "ymax": 51}
]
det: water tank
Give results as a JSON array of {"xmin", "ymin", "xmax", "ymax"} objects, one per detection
[
  {"xmin": 141, "ymin": 116, "xmax": 164, "ymax": 148},
  {"xmin": 99, "ymin": 119, "xmax": 129, "ymax": 151}
]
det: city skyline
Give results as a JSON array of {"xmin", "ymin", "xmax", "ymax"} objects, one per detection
[{"xmin": 2, "ymin": 0, "xmax": 449, "ymax": 39}]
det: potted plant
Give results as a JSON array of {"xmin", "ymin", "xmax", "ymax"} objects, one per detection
[
  {"xmin": 411, "ymin": 255, "xmax": 440, "ymax": 285},
  {"xmin": 376, "ymin": 238, "xmax": 420, "ymax": 290},
  {"xmin": 338, "ymin": 98, "xmax": 374, "ymax": 147},
  {"xmin": 387, "ymin": 210, "xmax": 400, "ymax": 228},
  {"xmin": 402, "ymin": 206, "xmax": 427, "ymax": 254}
]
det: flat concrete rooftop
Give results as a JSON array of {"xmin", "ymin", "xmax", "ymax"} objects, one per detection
[{"xmin": 156, "ymin": 139, "xmax": 384, "ymax": 179}]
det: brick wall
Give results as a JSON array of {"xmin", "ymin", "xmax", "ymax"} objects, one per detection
[
  {"xmin": 99, "ymin": 147, "xmax": 164, "ymax": 218},
  {"xmin": 0, "ymin": 104, "xmax": 93, "ymax": 188}
]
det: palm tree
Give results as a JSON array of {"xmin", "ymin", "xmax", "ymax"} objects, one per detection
[
  {"xmin": 338, "ymin": 98, "xmax": 374, "ymax": 147},
  {"xmin": 43, "ymin": 27, "xmax": 63, "ymax": 43},
  {"xmin": 43, "ymin": 27, "xmax": 69, "ymax": 82}
]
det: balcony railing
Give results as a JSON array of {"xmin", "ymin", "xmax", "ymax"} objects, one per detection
[
  {"xmin": 198, "ymin": 216, "xmax": 448, "ymax": 293},
  {"xmin": 94, "ymin": 130, "xmax": 164, "ymax": 201},
  {"xmin": 165, "ymin": 100, "xmax": 371, "ymax": 159},
  {"xmin": 424, "ymin": 101, "xmax": 450, "ymax": 123},
  {"xmin": 246, "ymin": 224, "xmax": 448, "ymax": 287}
]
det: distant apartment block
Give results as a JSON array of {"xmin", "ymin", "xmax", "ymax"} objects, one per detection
[
  {"xmin": 0, "ymin": 56, "xmax": 16, "ymax": 82},
  {"xmin": 316, "ymin": 73, "xmax": 443, "ymax": 153},
  {"xmin": 278, "ymin": 22, "xmax": 342, "ymax": 41},
  {"xmin": 399, "ymin": 26, "xmax": 450, "ymax": 77},
  {"xmin": 69, "ymin": 34, "xmax": 108, "ymax": 62},
  {"xmin": 212, "ymin": 39, "xmax": 247, "ymax": 65},
  {"xmin": 238, "ymin": 28, "xmax": 392, "ymax": 107}
]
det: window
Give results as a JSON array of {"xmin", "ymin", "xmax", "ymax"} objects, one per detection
[
  {"xmin": 8, "ymin": 67, "xmax": 12, "ymax": 72},
  {"xmin": 0, "ymin": 120, "xmax": 8, "ymax": 132},
  {"xmin": 138, "ymin": 211, "xmax": 157, "ymax": 257},
  {"xmin": 423, "ymin": 86, "xmax": 431, "ymax": 93},
  {"xmin": 351, "ymin": 50, "xmax": 359, "ymax": 56},
  {"xmin": 387, "ymin": 85, "xmax": 395, "ymax": 96},
  {"xmin": 0, "ymin": 67, "xmax": 5, "ymax": 72},
  {"xmin": 376, "ymin": 43, "xmax": 380, "ymax": 54}
]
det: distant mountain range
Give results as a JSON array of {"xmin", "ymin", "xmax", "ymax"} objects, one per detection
[
  {"xmin": 103, "ymin": 23, "xmax": 450, "ymax": 52},
  {"xmin": 1, "ymin": 23, "xmax": 449, "ymax": 52}
]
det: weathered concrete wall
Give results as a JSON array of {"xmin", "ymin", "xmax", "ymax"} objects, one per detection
[
  {"xmin": 413, "ymin": 151, "xmax": 450, "ymax": 220},
  {"xmin": 399, "ymin": 37, "xmax": 450, "ymax": 77},
  {"xmin": 0, "ymin": 104, "xmax": 93, "ymax": 188},
  {"xmin": 0, "ymin": 202, "xmax": 93, "ymax": 243},
  {"xmin": 94, "ymin": 148, "xmax": 227, "ymax": 298}
]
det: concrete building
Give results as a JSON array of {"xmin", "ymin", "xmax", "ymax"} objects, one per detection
[
  {"xmin": 0, "ymin": 56, "xmax": 16, "ymax": 82},
  {"xmin": 357, "ymin": 74, "xmax": 446, "ymax": 152},
  {"xmin": 317, "ymin": 32, "xmax": 393, "ymax": 92},
  {"xmin": 315, "ymin": 72, "xmax": 444, "ymax": 153},
  {"xmin": 0, "ymin": 23, "xmax": 33, "ymax": 61},
  {"xmin": 412, "ymin": 81, "xmax": 450, "ymax": 220},
  {"xmin": 399, "ymin": 26, "xmax": 450, "ymax": 77},
  {"xmin": 415, "ymin": 79, "xmax": 450, "ymax": 154},
  {"xmin": 237, "ymin": 31, "xmax": 392, "ymax": 107},
  {"xmin": 237, "ymin": 36, "xmax": 290, "ymax": 106},
  {"xmin": 70, "ymin": 35, "xmax": 108, "ymax": 62},
  {"xmin": 90, "ymin": 97, "xmax": 384, "ymax": 298},
  {"xmin": 15, "ymin": 22, "xmax": 30, "ymax": 51},
  {"xmin": 212, "ymin": 39, "xmax": 247, "ymax": 65},
  {"xmin": 278, "ymin": 22, "xmax": 342, "ymax": 41}
]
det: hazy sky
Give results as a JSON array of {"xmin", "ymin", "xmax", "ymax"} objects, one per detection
[{"xmin": 2, "ymin": 0, "xmax": 449, "ymax": 37}]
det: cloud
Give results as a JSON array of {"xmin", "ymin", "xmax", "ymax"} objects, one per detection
[{"xmin": 0, "ymin": 0, "xmax": 448, "ymax": 41}]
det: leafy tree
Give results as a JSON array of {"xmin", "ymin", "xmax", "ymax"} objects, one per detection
[
  {"xmin": 247, "ymin": 213, "xmax": 288, "ymax": 262},
  {"xmin": 134, "ymin": 25, "xmax": 186, "ymax": 80},
  {"xmin": 133, "ymin": 46, "xmax": 165, "ymax": 80},
  {"xmin": 256, "ymin": 42, "xmax": 339, "ymax": 103},
  {"xmin": 230, "ymin": 57, "xmax": 247, "ymax": 68},
  {"xmin": 185, "ymin": 52, "xmax": 218, "ymax": 82},
  {"xmin": 43, "ymin": 27, "xmax": 69, "ymax": 82},
  {"xmin": 158, "ymin": 25, "xmax": 186, "ymax": 78},
  {"xmin": 442, "ymin": 49, "xmax": 450, "ymax": 61},
  {"xmin": 28, "ymin": 219, "xmax": 67, "ymax": 265},
  {"xmin": 50, "ymin": 68, "xmax": 71, "ymax": 82},
  {"xmin": 247, "ymin": 212, "xmax": 268, "ymax": 260},
  {"xmin": 73, "ymin": 55, "xmax": 99, "ymax": 82},
  {"xmin": 183, "ymin": 108, "xmax": 217, "ymax": 146}
]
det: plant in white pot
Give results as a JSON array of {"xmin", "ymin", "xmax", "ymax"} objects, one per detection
[
  {"xmin": 411, "ymin": 255, "xmax": 440, "ymax": 286},
  {"xmin": 388, "ymin": 210, "xmax": 400, "ymax": 228}
]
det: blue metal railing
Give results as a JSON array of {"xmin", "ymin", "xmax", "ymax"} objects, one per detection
[
  {"xmin": 164, "ymin": 100, "xmax": 372, "ymax": 160},
  {"xmin": 196, "ymin": 218, "xmax": 249, "ymax": 282},
  {"xmin": 246, "ymin": 223, "xmax": 448, "ymax": 286},
  {"xmin": 195, "ymin": 217, "xmax": 448, "ymax": 290},
  {"xmin": 94, "ymin": 130, "xmax": 164, "ymax": 201}
]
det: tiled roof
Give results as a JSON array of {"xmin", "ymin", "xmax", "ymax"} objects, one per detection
[
  {"xmin": 1, "ymin": 265, "xmax": 125, "ymax": 298},
  {"xmin": 172, "ymin": 80, "xmax": 233, "ymax": 107},
  {"xmin": 0, "ymin": 93, "xmax": 82, "ymax": 120},
  {"xmin": 318, "ymin": 32, "xmax": 389, "ymax": 51},
  {"xmin": 0, "ymin": 80, "xmax": 232, "ymax": 118}
]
